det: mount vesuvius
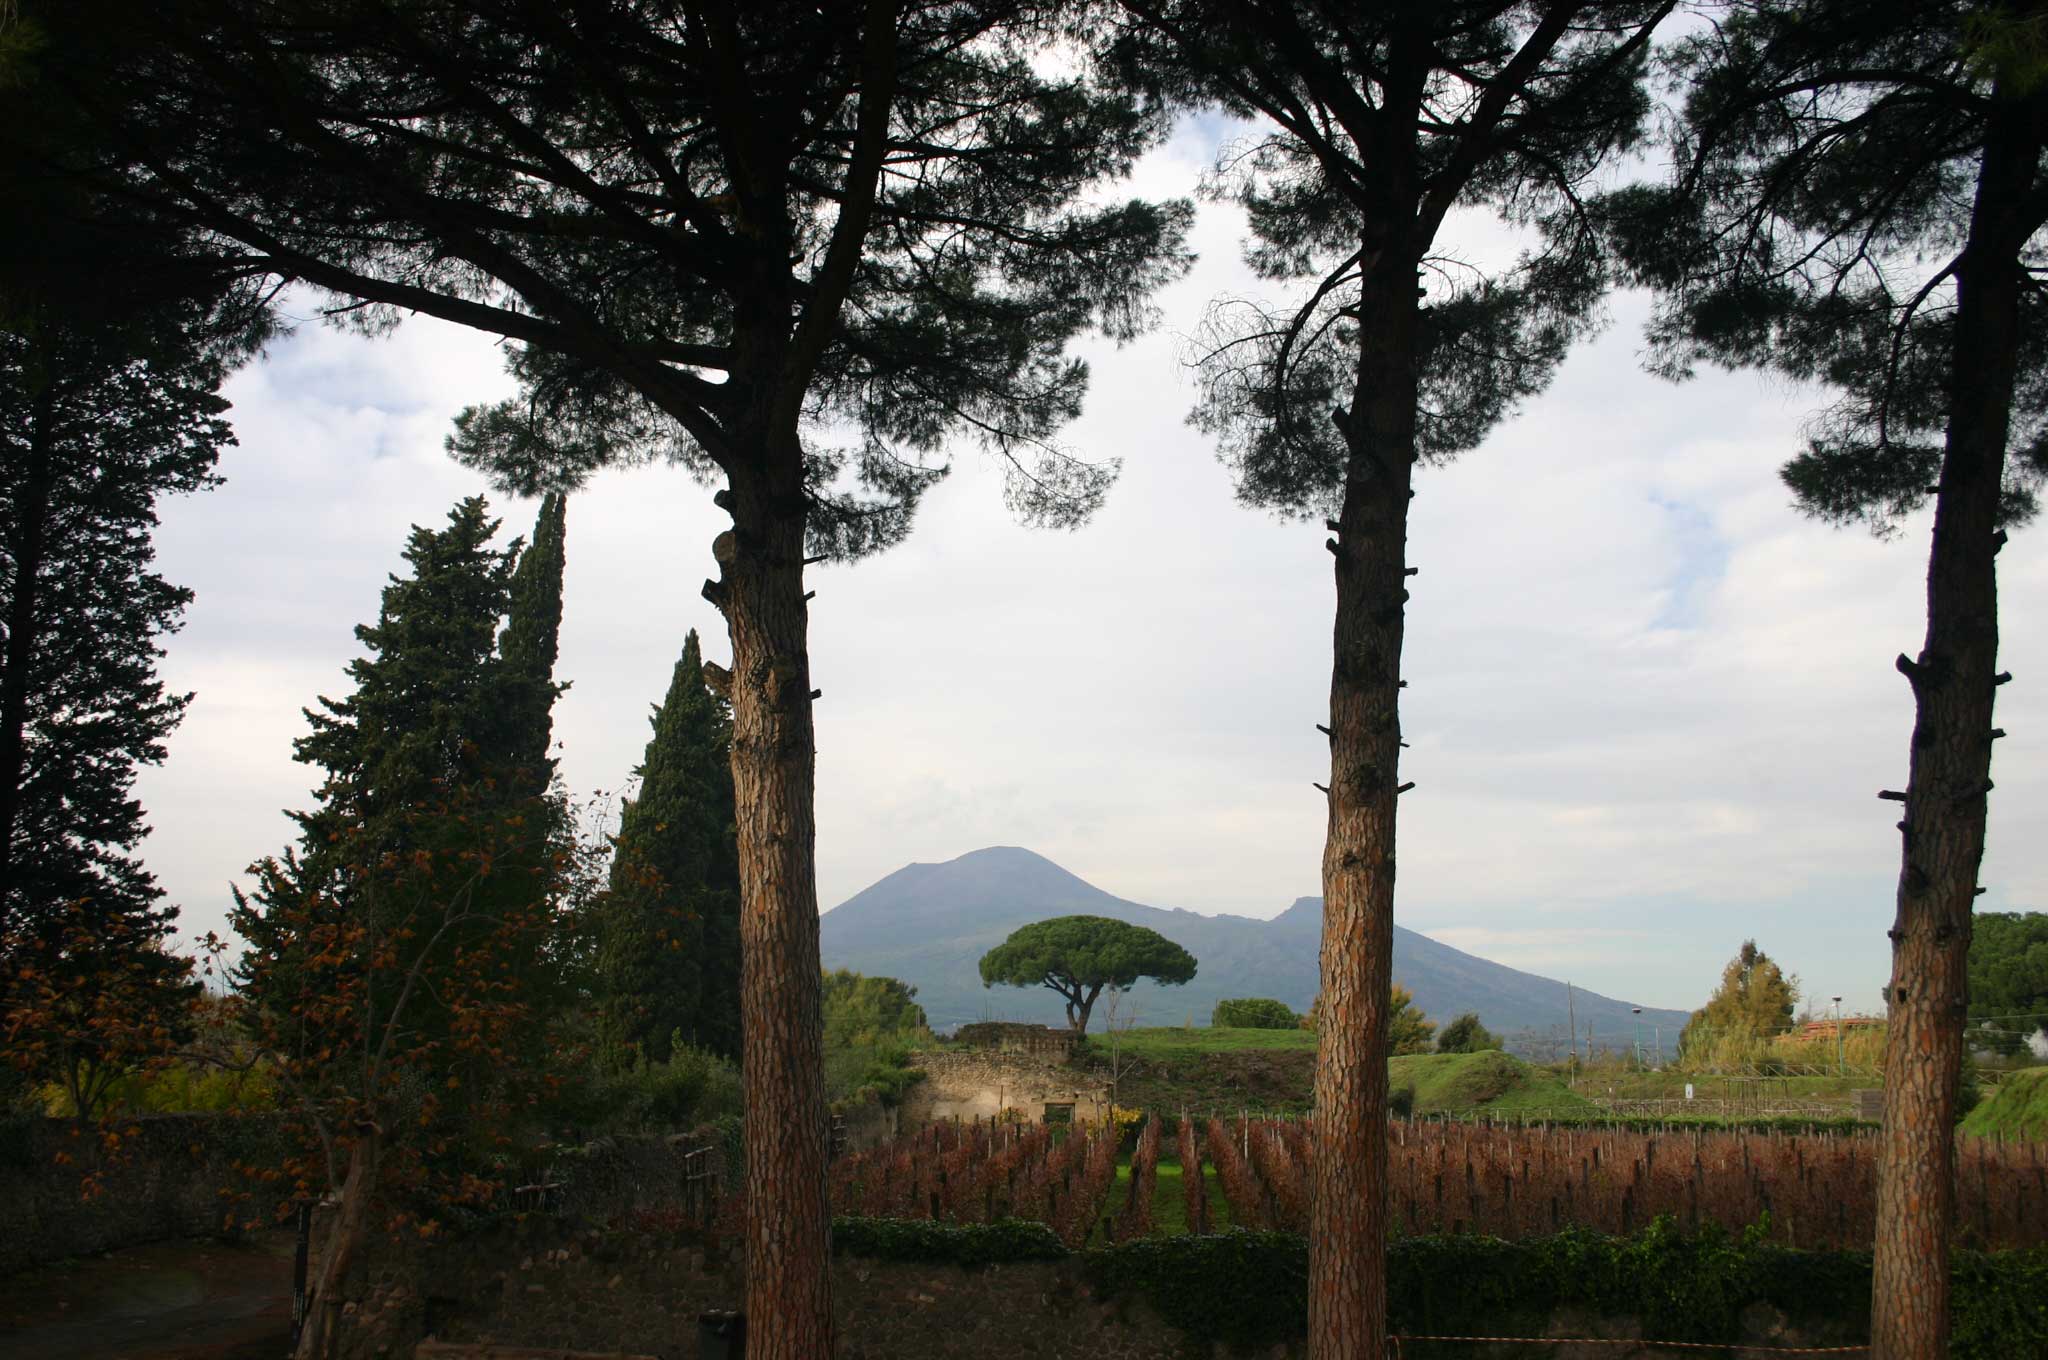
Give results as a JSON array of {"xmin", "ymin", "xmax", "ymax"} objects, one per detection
[{"xmin": 818, "ymin": 846, "xmax": 1684, "ymax": 1049}]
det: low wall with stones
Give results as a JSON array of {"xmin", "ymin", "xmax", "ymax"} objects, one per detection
[
  {"xmin": 330, "ymin": 1221, "xmax": 1860, "ymax": 1360},
  {"xmin": 0, "ymin": 1113, "xmax": 292, "ymax": 1275},
  {"xmin": 333, "ymin": 1221, "xmax": 1214, "ymax": 1360},
  {"xmin": 903, "ymin": 1050, "xmax": 1112, "ymax": 1126}
]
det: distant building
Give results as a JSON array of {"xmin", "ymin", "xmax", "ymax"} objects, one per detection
[{"xmin": 1792, "ymin": 1016, "xmax": 1883, "ymax": 1042}]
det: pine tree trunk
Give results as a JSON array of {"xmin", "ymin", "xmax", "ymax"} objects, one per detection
[
  {"xmin": 297, "ymin": 1127, "xmax": 379, "ymax": 1360},
  {"xmin": 0, "ymin": 385, "xmax": 53, "ymax": 932},
  {"xmin": 713, "ymin": 467, "xmax": 833, "ymax": 1360},
  {"xmin": 1869, "ymin": 91, "xmax": 2038, "ymax": 1360},
  {"xmin": 1309, "ymin": 257, "xmax": 1419, "ymax": 1360}
]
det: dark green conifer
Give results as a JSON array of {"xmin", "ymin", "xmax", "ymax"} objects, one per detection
[
  {"xmin": 495, "ymin": 491, "xmax": 568, "ymax": 798},
  {"xmin": 233, "ymin": 497, "xmax": 567, "ymax": 1031},
  {"xmin": 596, "ymin": 628, "xmax": 741, "ymax": 1067}
]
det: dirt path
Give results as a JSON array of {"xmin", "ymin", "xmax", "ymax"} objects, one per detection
[{"xmin": 0, "ymin": 1234, "xmax": 295, "ymax": 1360}]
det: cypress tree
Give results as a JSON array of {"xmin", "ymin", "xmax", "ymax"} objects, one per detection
[
  {"xmin": 229, "ymin": 496, "xmax": 578, "ymax": 1360},
  {"xmin": 495, "ymin": 490, "xmax": 568, "ymax": 799},
  {"xmin": 597, "ymin": 628, "xmax": 742, "ymax": 1066},
  {"xmin": 0, "ymin": 272, "xmax": 254, "ymax": 1115}
]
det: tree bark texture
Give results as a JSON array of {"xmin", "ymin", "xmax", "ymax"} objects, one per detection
[
  {"xmin": 1870, "ymin": 89, "xmax": 2039, "ymax": 1360},
  {"xmin": 712, "ymin": 459, "xmax": 833, "ymax": 1360},
  {"xmin": 0, "ymin": 383, "xmax": 53, "ymax": 934},
  {"xmin": 299, "ymin": 1127, "xmax": 380, "ymax": 1360},
  {"xmin": 1309, "ymin": 256, "xmax": 1419, "ymax": 1360}
]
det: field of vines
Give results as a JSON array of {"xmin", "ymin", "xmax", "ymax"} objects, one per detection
[
  {"xmin": 830, "ymin": 1116, "xmax": 2048, "ymax": 1251},
  {"xmin": 827, "ymin": 1118, "xmax": 1147, "ymax": 1247},
  {"xmin": 1204, "ymin": 1116, "xmax": 2048, "ymax": 1249}
]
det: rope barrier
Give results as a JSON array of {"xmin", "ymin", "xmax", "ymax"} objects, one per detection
[{"xmin": 1388, "ymin": 1335, "xmax": 1867, "ymax": 1356}]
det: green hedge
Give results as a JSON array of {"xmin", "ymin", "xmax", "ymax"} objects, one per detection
[
  {"xmin": 1212, "ymin": 998, "xmax": 1300, "ymax": 1030},
  {"xmin": 830, "ymin": 1215, "xmax": 2048, "ymax": 1359},
  {"xmin": 831, "ymin": 1216, "xmax": 1065, "ymax": 1266}
]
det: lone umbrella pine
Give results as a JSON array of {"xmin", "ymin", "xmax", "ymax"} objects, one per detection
[{"xmin": 979, "ymin": 914, "xmax": 1197, "ymax": 1033}]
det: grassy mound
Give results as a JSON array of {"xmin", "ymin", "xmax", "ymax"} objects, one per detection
[
  {"xmin": 1103, "ymin": 1026, "xmax": 1317, "ymax": 1061},
  {"xmin": 1388, "ymin": 1051, "xmax": 1596, "ymax": 1117},
  {"xmin": 1960, "ymin": 1067, "xmax": 2048, "ymax": 1142}
]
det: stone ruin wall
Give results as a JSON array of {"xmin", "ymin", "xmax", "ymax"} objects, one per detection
[{"xmin": 901, "ymin": 1048, "xmax": 1112, "ymax": 1127}]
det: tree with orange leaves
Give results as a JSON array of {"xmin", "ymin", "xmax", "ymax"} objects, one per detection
[{"xmin": 226, "ymin": 496, "xmax": 588, "ymax": 1360}]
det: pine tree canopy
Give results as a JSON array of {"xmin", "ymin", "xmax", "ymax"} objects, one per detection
[
  {"xmin": 31, "ymin": 1, "xmax": 1192, "ymax": 557},
  {"xmin": 1105, "ymin": 0, "xmax": 1674, "ymax": 515},
  {"xmin": 598, "ymin": 628, "xmax": 743, "ymax": 1065},
  {"xmin": 978, "ymin": 914, "xmax": 1196, "ymax": 1032},
  {"xmin": 1603, "ymin": 0, "xmax": 2048, "ymax": 533}
]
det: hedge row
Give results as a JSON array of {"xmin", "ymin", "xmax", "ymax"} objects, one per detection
[{"xmin": 829, "ymin": 1215, "xmax": 2048, "ymax": 1358}]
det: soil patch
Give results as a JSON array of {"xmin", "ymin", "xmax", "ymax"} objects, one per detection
[{"xmin": 0, "ymin": 1233, "xmax": 295, "ymax": 1360}]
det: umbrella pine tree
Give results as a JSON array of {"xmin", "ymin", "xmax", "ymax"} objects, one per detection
[
  {"xmin": 1104, "ymin": 4, "xmax": 1673, "ymax": 1352},
  {"xmin": 36, "ymin": 6, "xmax": 1190, "ymax": 1346},
  {"xmin": 1606, "ymin": 5, "xmax": 2048, "ymax": 1351}
]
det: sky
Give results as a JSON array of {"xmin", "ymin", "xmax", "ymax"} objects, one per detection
[{"xmin": 132, "ymin": 117, "xmax": 2046, "ymax": 1016}]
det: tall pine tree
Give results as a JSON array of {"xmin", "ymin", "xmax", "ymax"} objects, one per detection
[
  {"xmin": 1606, "ymin": 6, "xmax": 2048, "ymax": 1350},
  {"xmin": 597, "ymin": 628, "xmax": 742, "ymax": 1067},
  {"xmin": 1105, "ymin": 6, "xmax": 1672, "ymax": 1353},
  {"xmin": 47, "ymin": 5, "xmax": 1188, "ymax": 1344}
]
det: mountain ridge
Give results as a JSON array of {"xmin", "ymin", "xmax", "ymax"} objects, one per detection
[{"xmin": 819, "ymin": 846, "xmax": 1687, "ymax": 1051}]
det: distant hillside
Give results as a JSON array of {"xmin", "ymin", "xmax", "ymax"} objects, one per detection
[{"xmin": 818, "ymin": 846, "xmax": 1686, "ymax": 1051}]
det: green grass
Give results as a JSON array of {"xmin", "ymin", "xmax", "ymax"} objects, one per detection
[
  {"xmin": 1389, "ymin": 1051, "xmax": 1596, "ymax": 1117},
  {"xmin": 1094, "ymin": 1152, "xmax": 1232, "ymax": 1240},
  {"xmin": 1564, "ymin": 1066, "xmax": 1870, "ymax": 1105},
  {"xmin": 1089, "ymin": 1026, "xmax": 1318, "ymax": 1061},
  {"xmin": 1960, "ymin": 1066, "xmax": 2048, "ymax": 1142}
]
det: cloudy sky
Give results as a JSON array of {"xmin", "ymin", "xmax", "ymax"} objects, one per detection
[{"xmin": 133, "ymin": 118, "xmax": 2046, "ymax": 1016}]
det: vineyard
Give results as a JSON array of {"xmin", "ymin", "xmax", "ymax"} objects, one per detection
[{"xmin": 825, "ymin": 1115, "xmax": 2048, "ymax": 1251}]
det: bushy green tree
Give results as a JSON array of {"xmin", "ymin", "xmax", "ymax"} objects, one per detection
[
  {"xmin": 1677, "ymin": 941, "xmax": 1800, "ymax": 1068},
  {"xmin": 1435, "ymin": 1012, "xmax": 1502, "ymax": 1055},
  {"xmin": 979, "ymin": 915, "xmax": 1197, "ymax": 1034},
  {"xmin": 595, "ymin": 628, "xmax": 741, "ymax": 1067},
  {"xmin": 1304, "ymin": 983, "xmax": 1435, "ymax": 1055},
  {"xmin": 228, "ymin": 495, "xmax": 579, "ymax": 1360},
  {"xmin": 821, "ymin": 969, "xmax": 930, "ymax": 1107},
  {"xmin": 1213, "ymin": 997, "xmax": 1298, "ymax": 1029},
  {"xmin": 1969, "ymin": 913, "xmax": 2048, "ymax": 1056}
]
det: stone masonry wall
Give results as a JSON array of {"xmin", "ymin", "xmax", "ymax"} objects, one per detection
[
  {"xmin": 903, "ymin": 1050, "xmax": 1112, "ymax": 1127},
  {"xmin": 333, "ymin": 1220, "xmax": 1856, "ymax": 1360},
  {"xmin": 336, "ymin": 1222, "xmax": 1213, "ymax": 1360},
  {"xmin": 0, "ymin": 1114, "xmax": 291, "ymax": 1275}
]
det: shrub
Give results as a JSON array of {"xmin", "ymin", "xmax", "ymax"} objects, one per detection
[{"xmin": 1213, "ymin": 998, "xmax": 1299, "ymax": 1030}]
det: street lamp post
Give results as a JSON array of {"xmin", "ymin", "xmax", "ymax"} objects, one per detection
[
  {"xmin": 1832, "ymin": 996, "xmax": 1845, "ymax": 1076},
  {"xmin": 1632, "ymin": 1006, "xmax": 1643, "ymax": 1070}
]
